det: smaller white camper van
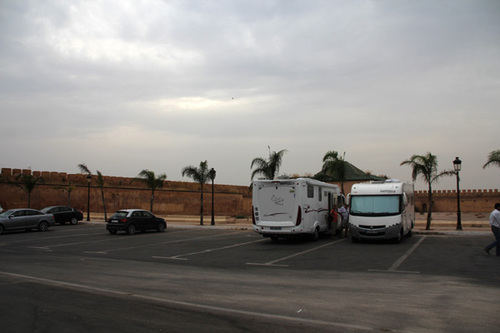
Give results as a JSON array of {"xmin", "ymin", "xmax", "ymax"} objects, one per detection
[
  {"xmin": 348, "ymin": 180, "xmax": 414, "ymax": 243},
  {"xmin": 252, "ymin": 178, "xmax": 344, "ymax": 241}
]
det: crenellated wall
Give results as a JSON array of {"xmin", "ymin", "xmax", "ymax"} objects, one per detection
[
  {"xmin": 0, "ymin": 168, "xmax": 252, "ymax": 217},
  {"xmin": 1, "ymin": 168, "xmax": 499, "ymax": 216},
  {"xmin": 414, "ymin": 189, "xmax": 500, "ymax": 213}
]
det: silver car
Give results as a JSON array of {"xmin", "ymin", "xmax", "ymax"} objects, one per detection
[{"xmin": 0, "ymin": 208, "xmax": 55, "ymax": 235}]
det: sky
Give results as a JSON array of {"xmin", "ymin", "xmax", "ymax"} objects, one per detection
[{"xmin": 1, "ymin": 0, "xmax": 499, "ymax": 191}]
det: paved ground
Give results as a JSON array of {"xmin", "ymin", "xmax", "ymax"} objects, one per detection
[{"xmin": 0, "ymin": 221, "xmax": 498, "ymax": 332}]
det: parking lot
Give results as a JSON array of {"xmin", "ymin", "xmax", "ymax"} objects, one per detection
[{"xmin": 1, "ymin": 223, "xmax": 499, "ymax": 332}]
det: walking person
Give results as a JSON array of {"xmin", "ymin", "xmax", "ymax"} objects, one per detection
[
  {"xmin": 338, "ymin": 204, "xmax": 349, "ymax": 238},
  {"xmin": 484, "ymin": 203, "xmax": 500, "ymax": 256}
]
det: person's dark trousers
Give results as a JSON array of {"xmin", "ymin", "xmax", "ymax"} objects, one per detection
[{"xmin": 486, "ymin": 225, "xmax": 500, "ymax": 256}]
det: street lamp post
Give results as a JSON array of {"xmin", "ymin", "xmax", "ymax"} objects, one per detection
[
  {"xmin": 209, "ymin": 168, "xmax": 216, "ymax": 226},
  {"xmin": 86, "ymin": 174, "xmax": 92, "ymax": 221},
  {"xmin": 453, "ymin": 157, "xmax": 462, "ymax": 231}
]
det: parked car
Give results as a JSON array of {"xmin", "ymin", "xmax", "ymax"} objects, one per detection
[
  {"xmin": 0, "ymin": 208, "xmax": 55, "ymax": 235},
  {"xmin": 41, "ymin": 206, "xmax": 83, "ymax": 225},
  {"xmin": 106, "ymin": 209, "xmax": 167, "ymax": 235}
]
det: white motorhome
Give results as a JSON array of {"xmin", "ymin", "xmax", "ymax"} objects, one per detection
[
  {"xmin": 348, "ymin": 180, "xmax": 414, "ymax": 243},
  {"xmin": 252, "ymin": 178, "xmax": 344, "ymax": 241}
]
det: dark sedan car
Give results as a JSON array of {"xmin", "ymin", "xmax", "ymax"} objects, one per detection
[
  {"xmin": 41, "ymin": 206, "xmax": 83, "ymax": 225},
  {"xmin": 106, "ymin": 209, "xmax": 167, "ymax": 235},
  {"xmin": 0, "ymin": 208, "xmax": 55, "ymax": 235}
]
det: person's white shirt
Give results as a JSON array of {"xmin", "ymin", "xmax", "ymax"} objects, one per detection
[
  {"xmin": 489, "ymin": 209, "xmax": 500, "ymax": 228},
  {"xmin": 338, "ymin": 206, "xmax": 348, "ymax": 221}
]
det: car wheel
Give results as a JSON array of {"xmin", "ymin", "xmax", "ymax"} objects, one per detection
[
  {"xmin": 0, "ymin": 225, "xmax": 4, "ymax": 235},
  {"xmin": 70, "ymin": 217, "xmax": 78, "ymax": 225},
  {"xmin": 38, "ymin": 221, "xmax": 49, "ymax": 232},
  {"xmin": 157, "ymin": 222, "xmax": 166, "ymax": 232},
  {"xmin": 126, "ymin": 224, "xmax": 136, "ymax": 235},
  {"xmin": 108, "ymin": 229, "xmax": 117, "ymax": 235}
]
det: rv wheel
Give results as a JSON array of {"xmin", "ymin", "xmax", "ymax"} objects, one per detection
[
  {"xmin": 310, "ymin": 227, "xmax": 319, "ymax": 242},
  {"xmin": 394, "ymin": 228, "xmax": 404, "ymax": 244}
]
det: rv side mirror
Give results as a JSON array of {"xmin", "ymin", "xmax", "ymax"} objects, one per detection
[
  {"xmin": 346, "ymin": 194, "xmax": 351, "ymax": 206},
  {"xmin": 402, "ymin": 193, "xmax": 408, "ymax": 206}
]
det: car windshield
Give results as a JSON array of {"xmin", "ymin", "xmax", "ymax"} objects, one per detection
[
  {"xmin": 40, "ymin": 207, "xmax": 52, "ymax": 213},
  {"xmin": 0, "ymin": 210, "xmax": 15, "ymax": 217}
]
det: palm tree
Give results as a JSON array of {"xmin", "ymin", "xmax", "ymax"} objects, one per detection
[
  {"xmin": 57, "ymin": 182, "xmax": 75, "ymax": 206},
  {"xmin": 14, "ymin": 173, "xmax": 44, "ymax": 208},
  {"xmin": 96, "ymin": 171, "xmax": 107, "ymax": 221},
  {"xmin": 182, "ymin": 161, "xmax": 211, "ymax": 225},
  {"xmin": 483, "ymin": 150, "xmax": 500, "ymax": 169},
  {"xmin": 322, "ymin": 150, "xmax": 347, "ymax": 194},
  {"xmin": 134, "ymin": 170, "xmax": 167, "ymax": 212},
  {"xmin": 400, "ymin": 152, "xmax": 454, "ymax": 230},
  {"xmin": 78, "ymin": 163, "xmax": 93, "ymax": 221},
  {"xmin": 251, "ymin": 147, "xmax": 287, "ymax": 180}
]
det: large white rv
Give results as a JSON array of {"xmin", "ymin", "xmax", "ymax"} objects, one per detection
[
  {"xmin": 252, "ymin": 178, "xmax": 344, "ymax": 241},
  {"xmin": 348, "ymin": 180, "xmax": 414, "ymax": 243}
]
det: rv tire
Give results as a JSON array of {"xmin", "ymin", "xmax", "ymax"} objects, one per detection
[
  {"xmin": 310, "ymin": 227, "xmax": 319, "ymax": 242},
  {"xmin": 394, "ymin": 228, "xmax": 404, "ymax": 244}
]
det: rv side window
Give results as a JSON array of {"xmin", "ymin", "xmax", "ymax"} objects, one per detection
[{"xmin": 307, "ymin": 185, "xmax": 314, "ymax": 198}]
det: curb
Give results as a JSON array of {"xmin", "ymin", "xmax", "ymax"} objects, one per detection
[{"xmin": 80, "ymin": 221, "xmax": 491, "ymax": 236}]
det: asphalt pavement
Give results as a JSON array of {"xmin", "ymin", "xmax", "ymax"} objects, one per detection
[{"xmin": 1, "ymin": 222, "xmax": 498, "ymax": 332}]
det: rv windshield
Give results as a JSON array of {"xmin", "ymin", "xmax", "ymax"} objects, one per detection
[{"xmin": 350, "ymin": 195, "xmax": 401, "ymax": 216}]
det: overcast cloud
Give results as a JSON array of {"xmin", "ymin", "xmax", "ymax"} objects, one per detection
[{"xmin": 1, "ymin": 0, "xmax": 499, "ymax": 191}]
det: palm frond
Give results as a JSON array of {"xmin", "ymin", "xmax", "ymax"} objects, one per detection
[
  {"xmin": 78, "ymin": 163, "xmax": 91, "ymax": 175},
  {"xmin": 483, "ymin": 150, "xmax": 500, "ymax": 169}
]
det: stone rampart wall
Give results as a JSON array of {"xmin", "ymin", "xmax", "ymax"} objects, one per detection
[
  {"xmin": 414, "ymin": 189, "xmax": 500, "ymax": 213},
  {"xmin": 0, "ymin": 168, "xmax": 252, "ymax": 217},
  {"xmin": 2, "ymin": 168, "xmax": 499, "ymax": 216}
]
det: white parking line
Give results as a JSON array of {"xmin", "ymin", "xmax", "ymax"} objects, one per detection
[
  {"xmin": 153, "ymin": 239, "xmax": 266, "ymax": 260},
  {"xmin": 369, "ymin": 236, "xmax": 427, "ymax": 274},
  {"xmin": 85, "ymin": 230, "xmax": 245, "ymax": 255},
  {"xmin": 0, "ymin": 270, "xmax": 374, "ymax": 332},
  {"xmin": 247, "ymin": 238, "xmax": 347, "ymax": 267},
  {"xmin": 0, "ymin": 231, "xmax": 104, "ymax": 245}
]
